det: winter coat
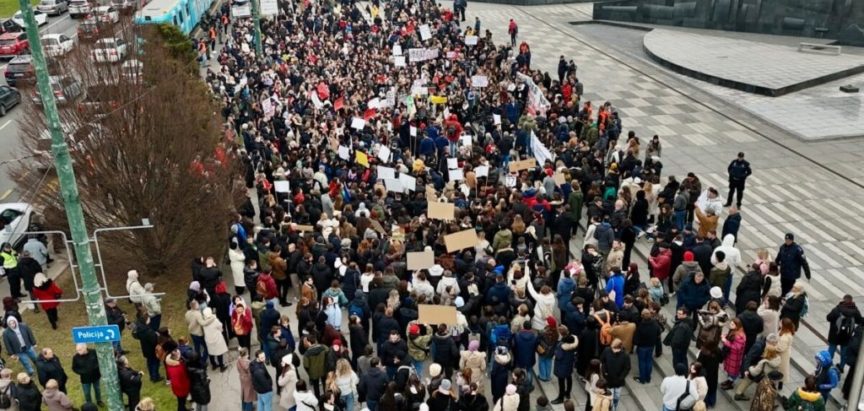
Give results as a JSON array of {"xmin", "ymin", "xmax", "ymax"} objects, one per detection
[
  {"xmin": 41, "ymin": 387, "xmax": 72, "ymax": 411},
  {"xmin": 492, "ymin": 393, "xmax": 519, "ymax": 411},
  {"xmin": 814, "ymin": 350, "xmax": 839, "ymax": 399},
  {"xmin": 228, "ymin": 248, "xmax": 246, "ymax": 288},
  {"xmin": 600, "ymin": 347, "xmax": 630, "ymax": 388},
  {"xmin": 784, "ymin": 388, "xmax": 825, "ymax": 411},
  {"xmin": 32, "ymin": 281, "xmax": 62, "ymax": 310},
  {"xmin": 14, "ymin": 381, "xmax": 40, "ymax": 411},
  {"xmin": 118, "ymin": 365, "xmax": 142, "ymax": 396},
  {"xmin": 826, "ymin": 301, "xmax": 862, "ymax": 345},
  {"xmin": 72, "ymin": 350, "xmax": 100, "ymax": 384},
  {"xmin": 237, "ymin": 356, "xmax": 257, "ymax": 403},
  {"xmin": 165, "ymin": 357, "xmax": 191, "ymax": 398},
  {"xmin": 780, "ymin": 291, "xmax": 808, "ymax": 328},
  {"xmin": 757, "ymin": 306, "xmax": 780, "ymax": 338},
  {"xmin": 736, "ymin": 271, "xmax": 763, "ymax": 314},
  {"xmin": 722, "ymin": 332, "xmax": 746, "ymax": 377},
  {"xmin": 776, "ymin": 332, "xmax": 793, "ymax": 385},
  {"xmin": 553, "ymin": 337, "xmax": 579, "ymax": 378},
  {"xmin": 672, "ymin": 261, "xmax": 702, "ymax": 291},
  {"xmin": 711, "ymin": 235, "xmax": 741, "ymax": 267},
  {"xmin": 302, "ymin": 344, "xmax": 329, "ymax": 380},
  {"xmin": 526, "ymin": 282, "xmax": 557, "ymax": 330},
  {"xmin": 295, "ymin": 389, "xmax": 319, "ymax": 411},
  {"xmin": 201, "ymin": 314, "xmax": 229, "ymax": 356},
  {"xmin": 459, "ymin": 350, "xmax": 486, "ymax": 385},
  {"xmin": 649, "ymin": 249, "xmax": 672, "ymax": 280},
  {"xmin": 432, "ymin": 334, "xmax": 459, "ymax": 369},
  {"xmin": 633, "ymin": 319, "xmax": 661, "ymax": 348},
  {"xmin": 187, "ymin": 364, "xmax": 211, "ymax": 405},
  {"xmin": 407, "ymin": 332, "xmax": 432, "ymax": 362},
  {"xmin": 358, "ymin": 367, "xmax": 388, "ymax": 402},
  {"xmin": 250, "ymin": 360, "xmax": 273, "ymax": 394},
  {"xmin": 489, "ymin": 352, "xmax": 512, "ymax": 400},
  {"xmin": 676, "ymin": 275, "xmax": 711, "ymax": 313},
  {"xmin": 513, "ymin": 330, "xmax": 538, "ymax": 368},
  {"xmin": 35, "ymin": 356, "xmax": 67, "ymax": 389},
  {"xmin": 380, "ymin": 339, "xmax": 409, "ymax": 367},
  {"xmin": 268, "ymin": 252, "xmax": 288, "ymax": 281},
  {"xmin": 278, "ymin": 368, "xmax": 298, "ymax": 409}
]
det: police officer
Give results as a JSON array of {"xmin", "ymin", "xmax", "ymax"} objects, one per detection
[
  {"xmin": 0, "ymin": 242, "xmax": 20, "ymax": 298},
  {"xmin": 725, "ymin": 152, "xmax": 752, "ymax": 208},
  {"xmin": 774, "ymin": 233, "xmax": 811, "ymax": 296}
]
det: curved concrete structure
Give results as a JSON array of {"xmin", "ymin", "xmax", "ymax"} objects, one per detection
[{"xmin": 643, "ymin": 28, "xmax": 864, "ymax": 96}]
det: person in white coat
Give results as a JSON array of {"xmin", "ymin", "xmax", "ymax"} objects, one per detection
[
  {"xmin": 711, "ymin": 234, "xmax": 741, "ymax": 268},
  {"xmin": 278, "ymin": 356, "xmax": 298, "ymax": 411},
  {"xmin": 526, "ymin": 266, "xmax": 558, "ymax": 331},
  {"xmin": 126, "ymin": 270, "xmax": 146, "ymax": 304},
  {"xmin": 293, "ymin": 380, "xmax": 318, "ymax": 411},
  {"xmin": 228, "ymin": 242, "xmax": 247, "ymax": 295},
  {"xmin": 201, "ymin": 308, "xmax": 228, "ymax": 372}
]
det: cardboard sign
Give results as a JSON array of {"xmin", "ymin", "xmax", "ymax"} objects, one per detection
[
  {"xmin": 553, "ymin": 172, "xmax": 566, "ymax": 186},
  {"xmin": 426, "ymin": 185, "xmax": 437, "ymax": 200},
  {"xmin": 460, "ymin": 134, "xmax": 472, "ymax": 146},
  {"xmin": 385, "ymin": 179, "xmax": 403, "ymax": 193},
  {"xmin": 295, "ymin": 225, "xmax": 315, "ymax": 232},
  {"xmin": 377, "ymin": 166, "xmax": 396, "ymax": 180},
  {"xmin": 351, "ymin": 117, "xmax": 366, "ymax": 130},
  {"xmin": 399, "ymin": 174, "xmax": 417, "ymax": 192},
  {"xmin": 509, "ymin": 158, "xmax": 537, "ymax": 172},
  {"xmin": 355, "ymin": 151, "xmax": 370, "ymax": 168},
  {"xmin": 447, "ymin": 158, "xmax": 459, "ymax": 169},
  {"xmin": 370, "ymin": 219, "xmax": 387, "ymax": 235},
  {"xmin": 419, "ymin": 24, "xmax": 432, "ymax": 41},
  {"xmin": 378, "ymin": 145, "xmax": 391, "ymax": 163},
  {"xmin": 408, "ymin": 48, "xmax": 439, "ymax": 62},
  {"xmin": 393, "ymin": 44, "xmax": 403, "ymax": 56},
  {"xmin": 418, "ymin": 304, "xmax": 457, "ymax": 325},
  {"xmin": 394, "ymin": 56, "xmax": 406, "ymax": 67},
  {"xmin": 410, "ymin": 126, "xmax": 418, "ymax": 137},
  {"xmin": 471, "ymin": 75, "xmax": 488, "ymax": 88},
  {"xmin": 274, "ymin": 180, "xmax": 290, "ymax": 193},
  {"xmin": 465, "ymin": 35, "xmax": 478, "ymax": 46},
  {"xmin": 427, "ymin": 201, "xmax": 455, "ymax": 220},
  {"xmin": 444, "ymin": 229, "xmax": 479, "ymax": 253},
  {"xmin": 449, "ymin": 168, "xmax": 464, "ymax": 181},
  {"xmin": 407, "ymin": 250, "xmax": 435, "ymax": 270},
  {"xmin": 493, "ymin": 114, "xmax": 501, "ymax": 125},
  {"xmin": 429, "ymin": 95, "xmax": 447, "ymax": 105},
  {"xmin": 475, "ymin": 166, "xmax": 489, "ymax": 178},
  {"xmin": 338, "ymin": 146, "xmax": 351, "ymax": 160}
]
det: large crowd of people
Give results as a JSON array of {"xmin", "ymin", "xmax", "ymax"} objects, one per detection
[{"xmin": 0, "ymin": 0, "xmax": 860, "ymax": 409}]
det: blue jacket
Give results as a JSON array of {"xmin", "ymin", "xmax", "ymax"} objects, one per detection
[
  {"xmin": 722, "ymin": 213, "xmax": 741, "ymax": 240},
  {"xmin": 775, "ymin": 243, "xmax": 811, "ymax": 280},
  {"xmin": 513, "ymin": 330, "xmax": 538, "ymax": 368},
  {"xmin": 562, "ymin": 303, "xmax": 586, "ymax": 336},
  {"xmin": 556, "ymin": 277, "xmax": 575, "ymax": 306},
  {"xmin": 815, "ymin": 350, "xmax": 839, "ymax": 399},
  {"xmin": 605, "ymin": 273, "xmax": 625, "ymax": 309},
  {"xmin": 553, "ymin": 338, "xmax": 579, "ymax": 378},
  {"xmin": 676, "ymin": 275, "xmax": 711, "ymax": 312},
  {"xmin": 485, "ymin": 282, "xmax": 512, "ymax": 306},
  {"xmin": 419, "ymin": 137, "xmax": 436, "ymax": 157}
]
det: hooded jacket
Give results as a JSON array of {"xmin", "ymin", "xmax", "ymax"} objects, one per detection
[
  {"xmin": 814, "ymin": 350, "xmax": 839, "ymax": 398},
  {"xmin": 827, "ymin": 301, "xmax": 862, "ymax": 345},
  {"xmin": 593, "ymin": 223, "xmax": 614, "ymax": 253},
  {"xmin": 711, "ymin": 234, "xmax": 741, "ymax": 267},
  {"xmin": 41, "ymin": 387, "xmax": 72, "ymax": 411},
  {"xmin": 553, "ymin": 336, "xmax": 579, "ymax": 378},
  {"xmin": 302, "ymin": 344, "xmax": 329, "ymax": 379}
]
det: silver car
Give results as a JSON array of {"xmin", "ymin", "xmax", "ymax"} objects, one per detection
[{"xmin": 37, "ymin": 0, "xmax": 68, "ymax": 16}]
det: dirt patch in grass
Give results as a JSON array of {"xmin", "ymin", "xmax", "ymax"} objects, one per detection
[{"xmin": 0, "ymin": 0, "xmax": 38, "ymax": 19}]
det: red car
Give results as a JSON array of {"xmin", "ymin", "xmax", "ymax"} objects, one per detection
[{"xmin": 0, "ymin": 32, "xmax": 28, "ymax": 59}]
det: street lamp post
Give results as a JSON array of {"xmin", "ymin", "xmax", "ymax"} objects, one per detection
[
  {"xmin": 16, "ymin": 1, "xmax": 122, "ymax": 409},
  {"xmin": 251, "ymin": 0, "xmax": 262, "ymax": 54}
]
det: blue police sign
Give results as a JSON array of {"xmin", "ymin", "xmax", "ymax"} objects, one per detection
[{"xmin": 71, "ymin": 325, "xmax": 121, "ymax": 344}]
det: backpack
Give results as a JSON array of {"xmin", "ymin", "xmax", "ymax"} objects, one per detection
[
  {"xmin": 835, "ymin": 313, "xmax": 855, "ymax": 343},
  {"xmin": 0, "ymin": 382, "xmax": 10, "ymax": 408},
  {"xmin": 594, "ymin": 312, "xmax": 613, "ymax": 346},
  {"xmin": 348, "ymin": 301, "xmax": 365, "ymax": 319}
]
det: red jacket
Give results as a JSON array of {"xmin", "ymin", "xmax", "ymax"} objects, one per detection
[
  {"xmin": 257, "ymin": 274, "xmax": 278, "ymax": 300},
  {"xmin": 32, "ymin": 281, "xmax": 62, "ymax": 310},
  {"xmin": 648, "ymin": 249, "xmax": 672, "ymax": 280},
  {"xmin": 165, "ymin": 359, "xmax": 190, "ymax": 398},
  {"xmin": 232, "ymin": 309, "xmax": 254, "ymax": 336},
  {"xmin": 444, "ymin": 114, "xmax": 463, "ymax": 142}
]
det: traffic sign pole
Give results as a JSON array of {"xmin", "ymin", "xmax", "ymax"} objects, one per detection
[{"xmin": 17, "ymin": 0, "xmax": 122, "ymax": 408}]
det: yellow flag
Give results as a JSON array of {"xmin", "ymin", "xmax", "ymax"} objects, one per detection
[{"xmin": 430, "ymin": 95, "xmax": 448, "ymax": 105}]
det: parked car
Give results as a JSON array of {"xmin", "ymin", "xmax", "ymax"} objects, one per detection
[
  {"xmin": 11, "ymin": 10, "xmax": 47, "ymax": 28},
  {"xmin": 91, "ymin": 36, "xmax": 126, "ymax": 63},
  {"xmin": 76, "ymin": 16, "xmax": 101, "ymax": 41},
  {"xmin": 120, "ymin": 59, "xmax": 142, "ymax": 81},
  {"xmin": 4, "ymin": 55, "xmax": 34, "ymax": 86},
  {"xmin": 110, "ymin": 0, "xmax": 137, "ymax": 13},
  {"xmin": 92, "ymin": 6, "xmax": 119, "ymax": 24},
  {"xmin": 0, "ymin": 19, "xmax": 21, "ymax": 35},
  {"xmin": 0, "ymin": 203, "xmax": 36, "ymax": 250},
  {"xmin": 37, "ymin": 0, "xmax": 69, "ymax": 16},
  {"xmin": 0, "ymin": 85, "xmax": 21, "ymax": 117},
  {"xmin": 0, "ymin": 32, "xmax": 28, "ymax": 59},
  {"xmin": 42, "ymin": 33, "xmax": 74, "ymax": 57},
  {"xmin": 68, "ymin": 0, "xmax": 91, "ymax": 18},
  {"xmin": 31, "ymin": 75, "xmax": 82, "ymax": 105}
]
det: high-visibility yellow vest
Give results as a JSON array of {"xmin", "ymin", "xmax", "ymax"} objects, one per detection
[{"xmin": 0, "ymin": 251, "xmax": 17, "ymax": 269}]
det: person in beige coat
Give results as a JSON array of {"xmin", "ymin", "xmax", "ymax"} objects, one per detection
[
  {"xmin": 776, "ymin": 318, "xmax": 795, "ymax": 387},
  {"xmin": 278, "ymin": 357, "xmax": 298, "ymax": 410},
  {"xmin": 0, "ymin": 368, "xmax": 18, "ymax": 411},
  {"xmin": 201, "ymin": 308, "xmax": 228, "ymax": 371},
  {"xmin": 459, "ymin": 340, "xmax": 486, "ymax": 387},
  {"xmin": 41, "ymin": 379, "xmax": 72, "ymax": 411}
]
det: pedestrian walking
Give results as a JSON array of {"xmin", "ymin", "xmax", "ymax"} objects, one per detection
[
  {"xmin": 826, "ymin": 294, "xmax": 862, "ymax": 373},
  {"xmin": 774, "ymin": 233, "xmax": 811, "ymax": 296},
  {"xmin": 31, "ymin": 273, "xmax": 62, "ymax": 329}
]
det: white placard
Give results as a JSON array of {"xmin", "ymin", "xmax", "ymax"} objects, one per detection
[
  {"xmin": 338, "ymin": 145, "xmax": 351, "ymax": 160},
  {"xmin": 261, "ymin": 97, "xmax": 273, "ymax": 118},
  {"xmin": 393, "ymin": 44, "xmax": 403, "ymax": 56},
  {"xmin": 447, "ymin": 158, "xmax": 458, "ymax": 169},
  {"xmin": 465, "ymin": 36, "xmax": 478, "ymax": 46},
  {"xmin": 505, "ymin": 175, "xmax": 517, "ymax": 187},
  {"xmin": 471, "ymin": 75, "xmax": 488, "ymax": 88},
  {"xmin": 449, "ymin": 169, "xmax": 464, "ymax": 181},
  {"xmin": 368, "ymin": 98, "xmax": 381, "ymax": 109},
  {"xmin": 377, "ymin": 166, "xmax": 396, "ymax": 180},
  {"xmin": 460, "ymin": 134, "xmax": 472, "ymax": 146},
  {"xmin": 419, "ymin": 24, "xmax": 432, "ymax": 41},
  {"xmin": 399, "ymin": 174, "xmax": 417, "ymax": 192},
  {"xmin": 411, "ymin": 86, "xmax": 428, "ymax": 95},
  {"xmin": 378, "ymin": 145, "xmax": 391, "ymax": 163},
  {"xmin": 385, "ymin": 179, "xmax": 403, "ymax": 193},
  {"xmin": 493, "ymin": 114, "xmax": 501, "ymax": 125},
  {"xmin": 351, "ymin": 117, "xmax": 366, "ymax": 130},
  {"xmin": 408, "ymin": 48, "xmax": 439, "ymax": 62},
  {"xmin": 260, "ymin": 0, "xmax": 278, "ymax": 16},
  {"xmin": 410, "ymin": 126, "xmax": 417, "ymax": 137},
  {"xmin": 395, "ymin": 56, "xmax": 406, "ymax": 67},
  {"xmin": 475, "ymin": 166, "xmax": 489, "ymax": 178},
  {"xmin": 274, "ymin": 180, "xmax": 290, "ymax": 193}
]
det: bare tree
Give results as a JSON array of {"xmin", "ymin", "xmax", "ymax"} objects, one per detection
[{"xmin": 13, "ymin": 21, "xmax": 243, "ymax": 278}]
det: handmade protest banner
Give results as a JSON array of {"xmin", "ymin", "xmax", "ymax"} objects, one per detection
[
  {"xmin": 427, "ymin": 201, "xmax": 455, "ymax": 220},
  {"xmin": 517, "ymin": 72, "xmax": 552, "ymax": 114},
  {"xmin": 393, "ymin": 44, "xmax": 403, "ymax": 56},
  {"xmin": 447, "ymin": 158, "xmax": 459, "ymax": 169},
  {"xmin": 376, "ymin": 166, "xmax": 396, "ymax": 180},
  {"xmin": 274, "ymin": 181, "xmax": 290, "ymax": 193},
  {"xmin": 449, "ymin": 168, "xmax": 464, "ymax": 181},
  {"xmin": 351, "ymin": 117, "xmax": 366, "ymax": 130},
  {"xmin": 509, "ymin": 158, "xmax": 537, "ymax": 172},
  {"xmin": 475, "ymin": 166, "xmax": 489, "ymax": 178},
  {"xmin": 355, "ymin": 151, "xmax": 369, "ymax": 167},
  {"xmin": 425, "ymin": 185, "xmax": 437, "ymax": 201},
  {"xmin": 295, "ymin": 225, "xmax": 315, "ymax": 232},
  {"xmin": 493, "ymin": 114, "xmax": 501, "ymax": 125},
  {"xmin": 444, "ymin": 229, "xmax": 479, "ymax": 253},
  {"xmin": 429, "ymin": 95, "xmax": 447, "ymax": 105},
  {"xmin": 418, "ymin": 304, "xmax": 457, "ymax": 325},
  {"xmin": 385, "ymin": 179, "xmax": 403, "ymax": 193},
  {"xmin": 407, "ymin": 250, "xmax": 435, "ymax": 270},
  {"xmin": 338, "ymin": 146, "xmax": 351, "ymax": 160},
  {"xmin": 471, "ymin": 75, "xmax": 488, "ymax": 88},
  {"xmin": 465, "ymin": 35, "xmax": 478, "ymax": 45},
  {"xmin": 419, "ymin": 24, "xmax": 432, "ymax": 40},
  {"xmin": 399, "ymin": 174, "xmax": 417, "ymax": 192},
  {"xmin": 378, "ymin": 145, "xmax": 391, "ymax": 163},
  {"xmin": 394, "ymin": 56, "xmax": 406, "ymax": 67},
  {"xmin": 531, "ymin": 131, "xmax": 554, "ymax": 166}
]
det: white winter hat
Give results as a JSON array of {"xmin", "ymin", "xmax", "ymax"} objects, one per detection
[
  {"xmin": 428, "ymin": 265, "xmax": 444, "ymax": 277},
  {"xmin": 710, "ymin": 286, "xmax": 723, "ymax": 300},
  {"xmin": 33, "ymin": 273, "xmax": 48, "ymax": 287}
]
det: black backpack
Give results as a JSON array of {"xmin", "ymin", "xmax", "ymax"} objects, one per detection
[
  {"xmin": 0, "ymin": 383, "xmax": 12, "ymax": 408},
  {"xmin": 836, "ymin": 313, "xmax": 855, "ymax": 343}
]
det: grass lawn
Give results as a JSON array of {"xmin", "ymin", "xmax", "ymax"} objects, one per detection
[
  {"xmin": 14, "ymin": 267, "xmax": 188, "ymax": 410},
  {"xmin": 0, "ymin": 0, "xmax": 38, "ymax": 19}
]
